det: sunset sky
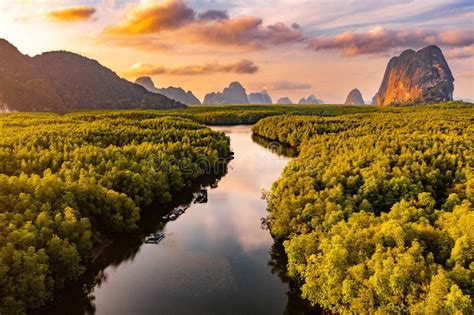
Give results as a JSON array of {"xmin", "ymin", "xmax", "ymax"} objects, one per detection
[{"xmin": 1, "ymin": 0, "xmax": 473, "ymax": 103}]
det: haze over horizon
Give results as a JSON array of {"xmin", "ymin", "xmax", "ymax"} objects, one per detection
[{"xmin": 1, "ymin": 0, "xmax": 473, "ymax": 103}]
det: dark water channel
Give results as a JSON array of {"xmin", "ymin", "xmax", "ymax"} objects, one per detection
[{"xmin": 38, "ymin": 125, "xmax": 319, "ymax": 315}]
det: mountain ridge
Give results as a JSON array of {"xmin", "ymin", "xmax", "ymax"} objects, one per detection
[
  {"xmin": 0, "ymin": 39, "xmax": 184, "ymax": 113},
  {"xmin": 298, "ymin": 94, "xmax": 324, "ymax": 104},
  {"xmin": 135, "ymin": 76, "xmax": 201, "ymax": 105},
  {"xmin": 203, "ymin": 81, "xmax": 250, "ymax": 104},
  {"xmin": 248, "ymin": 90, "xmax": 273, "ymax": 104}
]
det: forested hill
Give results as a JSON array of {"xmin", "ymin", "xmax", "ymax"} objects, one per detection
[
  {"xmin": 252, "ymin": 106, "xmax": 473, "ymax": 313},
  {"xmin": 0, "ymin": 39, "xmax": 185, "ymax": 113},
  {"xmin": 0, "ymin": 112, "xmax": 230, "ymax": 313}
]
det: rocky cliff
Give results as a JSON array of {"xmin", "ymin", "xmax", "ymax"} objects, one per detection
[
  {"xmin": 203, "ymin": 82, "xmax": 249, "ymax": 104},
  {"xmin": 276, "ymin": 97, "xmax": 293, "ymax": 104},
  {"xmin": 135, "ymin": 76, "xmax": 201, "ymax": 105},
  {"xmin": 344, "ymin": 88, "xmax": 365, "ymax": 105},
  {"xmin": 374, "ymin": 45, "xmax": 454, "ymax": 106},
  {"xmin": 298, "ymin": 95, "xmax": 324, "ymax": 104},
  {"xmin": 135, "ymin": 76, "xmax": 156, "ymax": 91},
  {"xmin": 0, "ymin": 39, "xmax": 184, "ymax": 112},
  {"xmin": 248, "ymin": 90, "xmax": 273, "ymax": 104},
  {"xmin": 203, "ymin": 92, "xmax": 225, "ymax": 105}
]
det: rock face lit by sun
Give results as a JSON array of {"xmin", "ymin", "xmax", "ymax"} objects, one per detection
[{"xmin": 374, "ymin": 45, "xmax": 454, "ymax": 106}]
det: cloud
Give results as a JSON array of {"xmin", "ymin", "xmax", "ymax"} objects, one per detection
[
  {"xmin": 46, "ymin": 5, "xmax": 96, "ymax": 22},
  {"xmin": 105, "ymin": 1, "xmax": 195, "ymax": 34},
  {"xmin": 101, "ymin": 0, "xmax": 303, "ymax": 50},
  {"xmin": 307, "ymin": 26, "xmax": 474, "ymax": 56},
  {"xmin": 439, "ymin": 29, "xmax": 474, "ymax": 46},
  {"xmin": 177, "ymin": 18, "xmax": 304, "ymax": 49},
  {"xmin": 445, "ymin": 45, "xmax": 474, "ymax": 59},
  {"xmin": 197, "ymin": 10, "xmax": 229, "ymax": 21},
  {"xmin": 291, "ymin": 23, "xmax": 301, "ymax": 30},
  {"xmin": 256, "ymin": 81, "xmax": 312, "ymax": 91},
  {"xmin": 95, "ymin": 35, "xmax": 174, "ymax": 51},
  {"xmin": 126, "ymin": 59, "xmax": 258, "ymax": 76},
  {"xmin": 457, "ymin": 72, "xmax": 474, "ymax": 79}
]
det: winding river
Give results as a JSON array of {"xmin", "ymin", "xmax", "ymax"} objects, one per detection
[{"xmin": 39, "ymin": 125, "xmax": 317, "ymax": 314}]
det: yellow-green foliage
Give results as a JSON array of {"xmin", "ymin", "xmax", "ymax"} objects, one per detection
[
  {"xmin": 252, "ymin": 107, "xmax": 473, "ymax": 313},
  {"xmin": 65, "ymin": 104, "xmax": 382, "ymax": 125},
  {"xmin": 0, "ymin": 113, "xmax": 230, "ymax": 314}
]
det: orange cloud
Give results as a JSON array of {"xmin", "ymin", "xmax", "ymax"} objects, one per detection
[
  {"xmin": 307, "ymin": 26, "xmax": 474, "ymax": 56},
  {"xmin": 177, "ymin": 18, "xmax": 303, "ymax": 49},
  {"xmin": 445, "ymin": 45, "xmax": 474, "ymax": 59},
  {"xmin": 101, "ymin": 0, "xmax": 303, "ymax": 50},
  {"xmin": 105, "ymin": 1, "xmax": 195, "ymax": 35},
  {"xmin": 95, "ymin": 35, "xmax": 174, "ymax": 51},
  {"xmin": 457, "ymin": 72, "xmax": 474, "ymax": 79},
  {"xmin": 47, "ymin": 5, "xmax": 96, "ymax": 22},
  {"xmin": 126, "ymin": 59, "xmax": 258, "ymax": 76},
  {"xmin": 439, "ymin": 30, "xmax": 474, "ymax": 46}
]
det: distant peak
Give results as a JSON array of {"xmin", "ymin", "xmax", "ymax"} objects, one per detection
[
  {"xmin": 135, "ymin": 76, "xmax": 156, "ymax": 90},
  {"xmin": 299, "ymin": 94, "xmax": 324, "ymax": 104},
  {"xmin": 229, "ymin": 81, "xmax": 244, "ymax": 88},
  {"xmin": 204, "ymin": 81, "xmax": 249, "ymax": 104},
  {"xmin": 277, "ymin": 97, "xmax": 292, "ymax": 104},
  {"xmin": 421, "ymin": 45, "xmax": 442, "ymax": 52},
  {"xmin": 398, "ymin": 45, "xmax": 443, "ymax": 60},
  {"xmin": 374, "ymin": 45, "xmax": 453, "ymax": 106},
  {"xmin": 0, "ymin": 38, "xmax": 15, "ymax": 47},
  {"xmin": 345, "ymin": 88, "xmax": 365, "ymax": 105},
  {"xmin": 416, "ymin": 45, "xmax": 445, "ymax": 58},
  {"xmin": 0, "ymin": 38, "xmax": 22, "ymax": 55},
  {"xmin": 398, "ymin": 49, "xmax": 416, "ymax": 58}
]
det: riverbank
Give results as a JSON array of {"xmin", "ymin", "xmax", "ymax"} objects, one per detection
[
  {"xmin": 252, "ymin": 107, "xmax": 474, "ymax": 313},
  {"xmin": 0, "ymin": 113, "xmax": 231, "ymax": 314},
  {"xmin": 33, "ymin": 125, "xmax": 320, "ymax": 314}
]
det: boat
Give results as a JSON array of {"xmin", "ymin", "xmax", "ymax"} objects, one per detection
[
  {"xmin": 194, "ymin": 189, "xmax": 208, "ymax": 203},
  {"xmin": 162, "ymin": 204, "xmax": 190, "ymax": 220},
  {"xmin": 144, "ymin": 233, "xmax": 165, "ymax": 244},
  {"xmin": 173, "ymin": 205, "xmax": 189, "ymax": 215}
]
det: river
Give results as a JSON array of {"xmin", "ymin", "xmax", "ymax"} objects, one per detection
[{"xmin": 39, "ymin": 125, "xmax": 317, "ymax": 314}]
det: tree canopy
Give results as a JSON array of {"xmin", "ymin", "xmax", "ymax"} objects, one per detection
[
  {"xmin": 0, "ymin": 112, "xmax": 230, "ymax": 314},
  {"xmin": 252, "ymin": 106, "xmax": 473, "ymax": 313}
]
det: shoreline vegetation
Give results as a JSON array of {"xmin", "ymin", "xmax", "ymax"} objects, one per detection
[
  {"xmin": 252, "ymin": 105, "xmax": 473, "ymax": 313},
  {"xmin": 1, "ymin": 101, "xmax": 473, "ymax": 314},
  {"xmin": 34, "ymin": 167, "xmax": 229, "ymax": 315},
  {"xmin": 0, "ymin": 113, "xmax": 230, "ymax": 314}
]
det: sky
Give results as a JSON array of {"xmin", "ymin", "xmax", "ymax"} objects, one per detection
[{"xmin": 0, "ymin": 0, "xmax": 473, "ymax": 103}]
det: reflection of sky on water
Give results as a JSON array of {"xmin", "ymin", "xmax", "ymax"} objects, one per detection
[{"xmin": 91, "ymin": 125, "xmax": 292, "ymax": 315}]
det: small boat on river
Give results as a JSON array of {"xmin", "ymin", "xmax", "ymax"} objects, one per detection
[
  {"xmin": 162, "ymin": 205, "xmax": 190, "ymax": 220},
  {"xmin": 194, "ymin": 189, "xmax": 208, "ymax": 203},
  {"xmin": 144, "ymin": 233, "xmax": 165, "ymax": 244}
]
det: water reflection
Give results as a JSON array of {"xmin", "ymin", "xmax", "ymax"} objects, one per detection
[
  {"xmin": 251, "ymin": 133, "xmax": 298, "ymax": 158},
  {"xmin": 35, "ymin": 171, "xmax": 228, "ymax": 315},
  {"xmin": 36, "ymin": 125, "xmax": 319, "ymax": 315},
  {"xmin": 267, "ymin": 243, "xmax": 327, "ymax": 315}
]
